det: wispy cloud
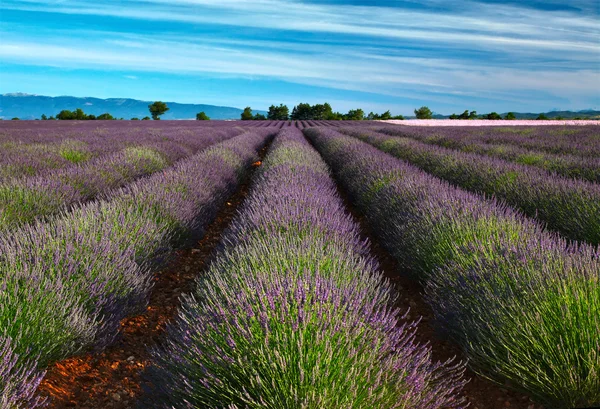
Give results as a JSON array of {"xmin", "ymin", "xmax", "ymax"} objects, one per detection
[
  {"xmin": 0, "ymin": 0, "xmax": 598, "ymax": 112},
  {"xmin": 3, "ymin": 0, "xmax": 599, "ymax": 51}
]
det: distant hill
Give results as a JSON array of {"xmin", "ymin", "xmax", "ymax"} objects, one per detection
[
  {"xmin": 0, "ymin": 93, "xmax": 267, "ymax": 120},
  {"xmin": 2, "ymin": 93, "xmax": 598, "ymax": 121},
  {"xmin": 502, "ymin": 110, "xmax": 600, "ymax": 120},
  {"xmin": 425, "ymin": 109, "xmax": 600, "ymax": 120}
]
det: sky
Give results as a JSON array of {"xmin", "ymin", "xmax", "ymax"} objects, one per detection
[{"xmin": 0, "ymin": 0, "xmax": 599, "ymax": 115}]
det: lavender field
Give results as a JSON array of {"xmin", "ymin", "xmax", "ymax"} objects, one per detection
[{"xmin": 1, "ymin": 120, "xmax": 599, "ymax": 409}]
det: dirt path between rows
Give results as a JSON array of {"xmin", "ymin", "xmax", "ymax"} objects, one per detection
[{"xmin": 38, "ymin": 144, "xmax": 270, "ymax": 409}]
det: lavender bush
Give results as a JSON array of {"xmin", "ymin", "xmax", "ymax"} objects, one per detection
[
  {"xmin": 373, "ymin": 125, "xmax": 600, "ymax": 182},
  {"xmin": 0, "ymin": 128, "xmax": 274, "ymax": 404},
  {"xmin": 377, "ymin": 125, "xmax": 600, "ymax": 157},
  {"xmin": 339, "ymin": 127, "xmax": 600, "ymax": 245},
  {"xmin": 1, "ymin": 337, "xmax": 47, "ymax": 409},
  {"xmin": 0, "ymin": 130, "xmax": 239, "ymax": 230},
  {"xmin": 144, "ymin": 128, "xmax": 466, "ymax": 409},
  {"xmin": 0, "ymin": 121, "xmax": 244, "ymax": 181},
  {"xmin": 305, "ymin": 127, "xmax": 600, "ymax": 409}
]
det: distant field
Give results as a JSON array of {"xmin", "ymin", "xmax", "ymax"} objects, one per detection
[
  {"xmin": 384, "ymin": 119, "xmax": 600, "ymax": 126},
  {"xmin": 1, "ymin": 120, "xmax": 598, "ymax": 409}
]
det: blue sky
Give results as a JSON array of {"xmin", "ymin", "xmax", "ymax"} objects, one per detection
[{"xmin": 0, "ymin": 0, "xmax": 598, "ymax": 115}]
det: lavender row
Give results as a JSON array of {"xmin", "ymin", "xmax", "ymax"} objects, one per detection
[
  {"xmin": 0, "ymin": 129, "xmax": 246, "ymax": 230},
  {"xmin": 0, "ymin": 120, "xmax": 247, "ymax": 144},
  {"xmin": 305, "ymin": 127, "xmax": 600, "ymax": 409},
  {"xmin": 377, "ymin": 125, "xmax": 600, "ymax": 158},
  {"xmin": 341, "ymin": 127, "xmax": 600, "ymax": 245},
  {"xmin": 0, "ymin": 123, "xmax": 244, "ymax": 181},
  {"xmin": 0, "ymin": 129, "xmax": 273, "ymax": 407},
  {"xmin": 143, "ymin": 128, "xmax": 466, "ymax": 409},
  {"xmin": 374, "ymin": 126, "xmax": 600, "ymax": 182}
]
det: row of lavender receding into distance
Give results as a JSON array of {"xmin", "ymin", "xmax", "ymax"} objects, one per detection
[
  {"xmin": 0, "ymin": 122, "xmax": 248, "ymax": 181},
  {"xmin": 0, "ymin": 126, "xmax": 247, "ymax": 230},
  {"xmin": 0, "ymin": 128, "xmax": 275, "ymax": 408},
  {"xmin": 384, "ymin": 119, "xmax": 600, "ymax": 128},
  {"xmin": 379, "ymin": 123, "xmax": 600, "ymax": 157},
  {"xmin": 0, "ymin": 119, "xmax": 342, "ymax": 184},
  {"xmin": 305, "ymin": 127, "xmax": 600, "ymax": 409},
  {"xmin": 142, "ymin": 128, "xmax": 467, "ymax": 409},
  {"xmin": 338, "ymin": 126, "xmax": 600, "ymax": 246},
  {"xmin": 375, "ymin": 125, "xmax": 600, "ymax": 182}
]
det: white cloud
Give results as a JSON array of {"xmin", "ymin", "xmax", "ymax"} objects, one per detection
[
  {"xmin": 0, "ymin": 35, "xmax": 597, "ymax": 108},
  {"xmin": 2, "ymin": 0, "xmax": 598, "ymax": 52},
  {"xmin": 0, "ymin": 0, "xmax": 598, "ymax": 111}
]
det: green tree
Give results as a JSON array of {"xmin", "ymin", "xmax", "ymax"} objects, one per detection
[
  {"xmin": 97, "ymin": 113, "xmax": 115, "ymax": 120},
  {"xmin": 449, "ymin": 113, "xmax": 459, "ymax": 119},
  {"xmin": 196, "ymin": 112, "xmax": 210, "ymax": 120},
  {"xmin": 392, "ymin": 114, "xmax": 405, "ymax": 120},
  {"xmin": 73, "ymin": 108, "xmax": 87, "ymax": 120},
  {"xmin": 345, "ymin": 109, "xmax": 365, "ymax": 120},
  {"xmin": 11, "ymin": 117, "xmax": 19, "ymax": 120},
  {"xmin": 131, "ymin": 117, "xmax": 139, "ymax": 120},
  {"xmin": 486, "ymin": 112, "xmax": 502, "ymax": 120},
  {"xmin": 457, "ymin": 110, "xmax": 470, "ymax": 119},
  {"xmin": 267, "ymin": 104, "xmax": 289, "ymax": 120},
  {"xmin": 57, "ymin": 110, "xmax": 74, "ymax": 120},
  {"xmin": 311, "ymin": 103, "xmax": 333, "ymax": 120},
  {"xmin": 414, "ymin": 106, "xmax": 433, "ymax": 119},
  {"xmin": 253, "ymin": 113, "xmax": 266, "ymax": 120},
  {"xmin": 468, "ymin": 110, "xmax": 478, "ymax": 119},
  {"xmin": 142, "ymin": 116, "xmax": 151, "ymax": 120},
  {"xmin": 536, "ymin": 113, "xmax": 548, "ymax": 120},
  {"xmin": 366, "ymin": 111, "xmax": 392, "ymax": 120},
  {"xmin": 41, "ymin": 114, "xmax": 48, "ymax": 120},
  {"xmin": 379, "ymin": 110, "xmax": 392, "ymax": 120},
  {"xmin": 504, "ymin": 112, "xmax": 516, "ymax": 120},
  {"xmin": 291, "ymin": 103, "xmax": 312, "ymax": 120},
  {"xmin": 148, "ymin": 101, "xmax": 169, "ymax": 120},
  {"xmin": 241, "ymin": 107, "xmax": 254, "ymax": 120}
]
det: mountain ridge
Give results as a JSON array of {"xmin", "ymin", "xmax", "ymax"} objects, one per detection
[
  {"xmin": 428, "ymin": 109, "xmax": 600, "ymax": 120},
  {"xmin": 1, "ymin": 93, "xmax": 598, "ymax": 120},
  {"xmin": 0, "ymin": 94, "xmax": 267, "ymax": 120}
]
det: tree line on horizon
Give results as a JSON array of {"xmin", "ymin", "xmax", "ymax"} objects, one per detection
[
  {"xmin": 414, "ymin": 106, "xmax": 562, "ymax": 120},
  {"xmin": 32, "ymin": 102, "xmax": 172, "ymax": 121},
  {"xmin": 7, "ymin": 101, "xmax": 590, "ymax": 121},
  {"xmin": 240, "ymin": 103, "xmax": 405, "ymax": 121}
]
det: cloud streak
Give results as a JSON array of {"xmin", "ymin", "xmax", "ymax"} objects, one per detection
[
  {"xmin": 4, "ymin": 0, "xmax": 599, "ymax": 51},
  {"xmin": 0, "ymin": 0, "xmax": 598, "ymax": 112}
]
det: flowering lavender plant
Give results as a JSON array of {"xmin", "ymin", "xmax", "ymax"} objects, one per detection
[
  {"xmin": 306, "ymin": 127, "xmax": 600, "ymax": 408},
  {"xmin": 372, "ymin": 125, "xmax": 600, "ymax": 182},
  {"xmin": 144, "ymin": 128, "xmax": 466, "ymax": 409},
  {"xmin": 339, "ymin": 127, "xmax": 600, "ymax": 245},
  {"xmin": 0, "ymin": 128, "xmax": 273, "ymax": 404},
  {"xmin": 0, "ymin": 130, "xmax": 237, "ymax": 230},
  {"xmin": 1, "ymin": 336, "xmax": 47, "ymax": 409},
  {"xmin": 0, "ymin": 121, "xmax": 244, "ymax": 181}
]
